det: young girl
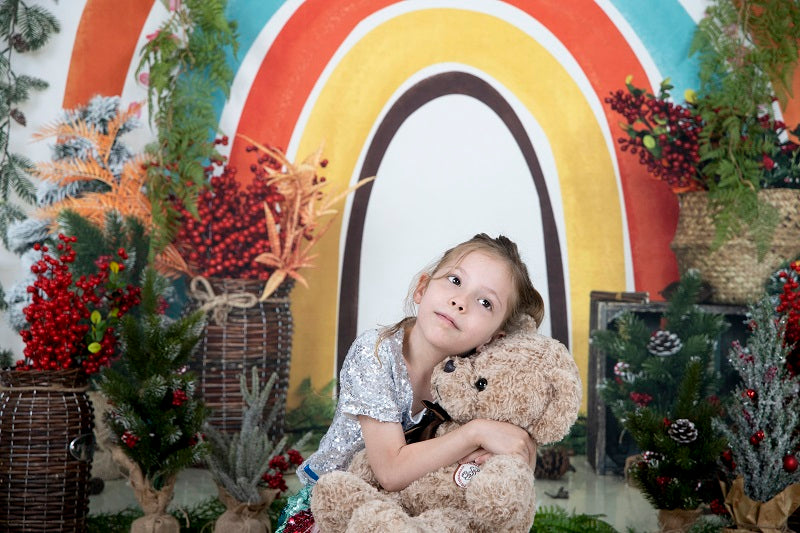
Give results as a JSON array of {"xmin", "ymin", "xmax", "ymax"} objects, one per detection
[{"xmin": 277, "ymin": 233, "xmax": 544, "ymax": 532}]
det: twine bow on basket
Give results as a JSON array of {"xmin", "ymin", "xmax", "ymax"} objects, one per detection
[{"xmin": 189, "ymin": 277, "xmax": 259, "ymax": 325}]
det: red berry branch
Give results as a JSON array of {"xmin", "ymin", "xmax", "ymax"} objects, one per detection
[
  {"xmin": 171, "ymin": 136, "xmax": 373, "ymax": 301},
  {"xmin": 605, "ymin": 77, "xmax": 705, "ymax": 193},
  {"xmin": 172, "ymin": 140, "xmax": 286, "ymax": 280},
  {"xmin": 607, "ymin": 76, "xmax": 800, "ymax": 194},
  {"xmin": 776, "ymin": 260, "xmax": 800, "ymax": 375},
  {"xmin": 261, "ymin": 448, "xmax": 304, "ymax": 496},
  {"xmin": 19, "ymin": 234, "xmax": 142, "ymax": 375}
]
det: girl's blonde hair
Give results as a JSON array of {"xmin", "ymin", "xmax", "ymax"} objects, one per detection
[{"xmin": 379, "ymin": 233, "xmax": 545, "ymax": 347}]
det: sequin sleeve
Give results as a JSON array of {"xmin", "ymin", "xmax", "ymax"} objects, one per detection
[{"xmin": 337, "ymin": 328, "xmax": 403, "ymax": 423}]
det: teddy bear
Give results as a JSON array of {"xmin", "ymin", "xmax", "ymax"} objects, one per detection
[{"xmin": 310, "ymin": 314, "xmax": 582, "ymax": 533}]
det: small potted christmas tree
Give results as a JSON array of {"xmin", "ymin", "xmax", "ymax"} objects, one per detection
[
  {"xmin": 595, "ymin": 272, "xmax": 729, "ymax": 530},
  {"xmin": 204, "ymin": 367, "xmax": 309, "ymax": 533},
  {"xmin": 715, "ymin": 297, "xmax": 800, "ymax": 531},
  {"xmin": 99, "ymin": 267, "xmax": 209, "ymax": 533}
]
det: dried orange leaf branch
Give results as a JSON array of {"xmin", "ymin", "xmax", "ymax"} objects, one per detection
[{"xmin": 238, "ymin": 134, "xmax": 374, "ymax": 301}]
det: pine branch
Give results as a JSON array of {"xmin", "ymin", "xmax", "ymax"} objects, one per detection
[
  {"xmin": 0, "ymin": 0, "xmax": 59, "ymax": 256},
  {"xmin": 99, "ymin": 268, "xmax": 208, "ymax": 489},
  {"xmin": 714, "ymin": 296, "xmax": 800, "ymax": 502},
  {"xmin": 592, "ymin": 272, "xmax": 728, "ymax": 509}
]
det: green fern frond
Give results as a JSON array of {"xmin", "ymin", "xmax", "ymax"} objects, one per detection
[{"xmin": 531, "ymin": 506, "xmax": 618, "ymax": 533}]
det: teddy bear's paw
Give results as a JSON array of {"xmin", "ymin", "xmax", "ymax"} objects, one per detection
[
  {"xmin": 413, "ymin": 508, "xmax": 468, "ymax": 533},
  {"xmin": 346, "ymin": 501, "xmax": 465, "ymax": 533},
  {"xmin": 346, "ymin": 499, "xmax": 421, "ymax": 533},
  {"xmin": 464, "ymin": 455, "xmax": 536, "ymax": 532},
  {"xmin": 311, "ymin": 472, "xmax": 389, "ymax": 533}
]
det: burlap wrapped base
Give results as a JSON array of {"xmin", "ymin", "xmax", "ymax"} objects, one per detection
[
  {"xmin": 722, "ymin": 477, "xmax": 800, "ymax": 533},
  {"xmin": 112, "ymin": 447, "xmax": 180, "ymax": 533},
  {"xmin": 214, "ymin": 484, "xmax": 280, "ymax": 533},
  {"xmin": 657, "ymin": 507, "xmax": 703, "ymax": 533},
  {"xmin": 88, "ymin": 391, "xmax": 123, "ymax": 481},
  {"xmin": 671, "ymin": 190, "xmax": 800, "ymax": 305}
]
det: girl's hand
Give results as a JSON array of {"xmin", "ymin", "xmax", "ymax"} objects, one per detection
[
  {"xmin": 465, "ymin": 419, "xmax": 537, "ymax": 466},
  {"xmin": 459, "ymin": 448, "xmax": 493, "ymax": 465}
]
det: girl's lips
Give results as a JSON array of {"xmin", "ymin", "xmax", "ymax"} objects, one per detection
[{"xmin": 435, "ymin": 312, "xmax": 458, "ymax": 329}]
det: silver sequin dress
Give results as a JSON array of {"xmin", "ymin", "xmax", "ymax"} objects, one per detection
[{"xmin": 296, "ymin": 327, "xmax": 423, "ymax": 485}]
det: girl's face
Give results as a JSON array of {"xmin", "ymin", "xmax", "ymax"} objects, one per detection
[{"xmin": 413, "ymin": 251, "xmax": 514, "ymax": 356}]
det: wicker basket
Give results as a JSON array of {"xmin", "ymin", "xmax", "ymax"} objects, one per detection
[
  {"xmin": 670, "ymin": 189, "xmax": 800, "ymax": 305},
  {"xmin": 0, "ymin": 369, "xmax": 94, "ymax": 532},
  {"xmin": 189, "ymin": 277, "xmax": 293, "ymax": 438}
]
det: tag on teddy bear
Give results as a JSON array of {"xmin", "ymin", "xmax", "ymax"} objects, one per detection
[{"xmin": 453, "ymin": 462, "xmax": 481, "ymax": 487}]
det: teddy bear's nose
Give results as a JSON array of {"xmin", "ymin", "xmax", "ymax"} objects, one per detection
[{"xmin": 443, "ymin": 360, "xmax": 456, "ymax": 373}]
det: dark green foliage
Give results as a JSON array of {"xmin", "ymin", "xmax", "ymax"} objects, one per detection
[
  {"xmin": 136, "ymin": 0, "xmax": 238, "ymax": 254},
  {"xmin": 284, "ymin": 377, "xmax": 336, "ymax": 448},
  {"xmin": 0, "ymin": 0, "xmax": 59, "ymax": 248},
  {"xmin": 551, "ymin": 414, "xmax": 587, "ymax": 456},
  {"xmin": 690, "ymin": 0, "xmax": 800, "ymax": 253},
  {"xmin": 529, "ymin": 506, "xmax": 618, "ymax": 532},
  {"xmin": 59, "ymin": 210, "xmax": 150, "ymax": 289},
  {"xmin": 594, "ymin": 272, "xmax": 729, "ymax": 509},
  {"xmin": 626, "ymin": 359, "xmax": 728, "ymax": 509},
  {"xmin": 687, "ymin": 515, "xmax": 733, "ymax": 533},
  {"xmin": 595, "ymin": 272, "xmax": 728, "ymax": 420},
  {"xmin": 87, "ymin": 498, "xmax": 226, "ymax": 533},
  {"xmin": 99, "ymin": 268, "xmax": 209, "ymax": 490},
  {"xmin": 0, "ymin": 346, "xmax": 12, "ymax": 368}
]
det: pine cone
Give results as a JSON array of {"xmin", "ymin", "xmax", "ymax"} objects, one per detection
[
  {"xmin": 647, "ymin": 330, "xmax": 682, "ymax": 357},
  {"xmin": 667, "ymin": 418, "xmax": 698, "ymax": 444},
  {"xmin": 534, "ymin": 446, "xmax": 575, "ymax": 480}
]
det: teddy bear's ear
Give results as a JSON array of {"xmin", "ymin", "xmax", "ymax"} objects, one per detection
[{"xmin": 528, "ymin": 342, "xmax": 582, "ymax": 445}]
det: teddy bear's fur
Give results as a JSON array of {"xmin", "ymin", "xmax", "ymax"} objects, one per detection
[{"xmin": 311, "ymin": 315, "xmax": 582, "ymax": 533}]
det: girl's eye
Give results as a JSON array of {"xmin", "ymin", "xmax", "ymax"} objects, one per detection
[
  {"xmin": 447, "ymin": 275, "xmax": 461, "ymax": 286},
  {"xmin": 478, "ymin": 298, "xmax": 492, "ymax": 310}
]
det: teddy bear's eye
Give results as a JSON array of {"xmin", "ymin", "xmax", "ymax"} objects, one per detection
[
  {"xmin": 475, "ymin": 378, "xmax": 487, "ymax": 391},
  {"xmin": 444, "ymin": 360, "xmax": 456, "ymax": 373}
]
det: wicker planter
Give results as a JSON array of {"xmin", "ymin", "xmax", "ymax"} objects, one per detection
[
  {"xmin": 0, "ymin": 369, "xmax": 95, "ymax": 532},
  {"xmin": 189, "ymin": 277, "xmax": 294, "ymax": 438},
  {"xmin": 671, "ymin": 189, "xmax": 800, "ymax": 305}
]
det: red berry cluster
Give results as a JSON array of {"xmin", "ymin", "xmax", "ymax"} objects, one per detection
[
  {"xmin": 753, "ymin": 116, "xmax": 800, "ymax": 189},
  {"xmin": 629, "ymin": 391, "xmax": 653, "ymax": 407},
  {"xmin": 605, "ymin": 82, "xmax": 705, "ymax": 193},
  {"xmin": 173, "ymin": 145, "xmax": 286, "ymax": 279},
  {"xmin": 776, "ymin": 261, "xmax": 800, "ymax": 375},
  {"xmin": 18, "ymin": 235, "xmax": 141, "ymax": 375},
  {"xmin": 171, "ymin": 389, "xmax": 188, "ymax": 406},
  {"xmin": 749, "ymin": 429, "xmax": 765, "ymax": 446},
  {"xmin": 261, "ymin": 448, "xmax": 304, "ymax": 496},
  {"xmin": 122, "ymin": 430, "xmax": 140, "ymax": 448},
  {"xmin": 709, "ymin": 498, "xmax": 729, "ymax": 516},
  {"xmin": 721, "ymin": 449, "xmax": 736, "ymax": 471},
  {"xmin": 287, "ymin": 448, "xmax": 303, "ymax": 465}
]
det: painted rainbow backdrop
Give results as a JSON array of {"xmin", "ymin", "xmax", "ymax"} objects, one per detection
[{"xmin": 51, "ymin": 0, "xmax": 800, "ymax": 408}]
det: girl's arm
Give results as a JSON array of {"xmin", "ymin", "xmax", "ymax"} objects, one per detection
[{"xmin": 359, "ymin": 415, "xmax": 535, "ymax": 491}]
